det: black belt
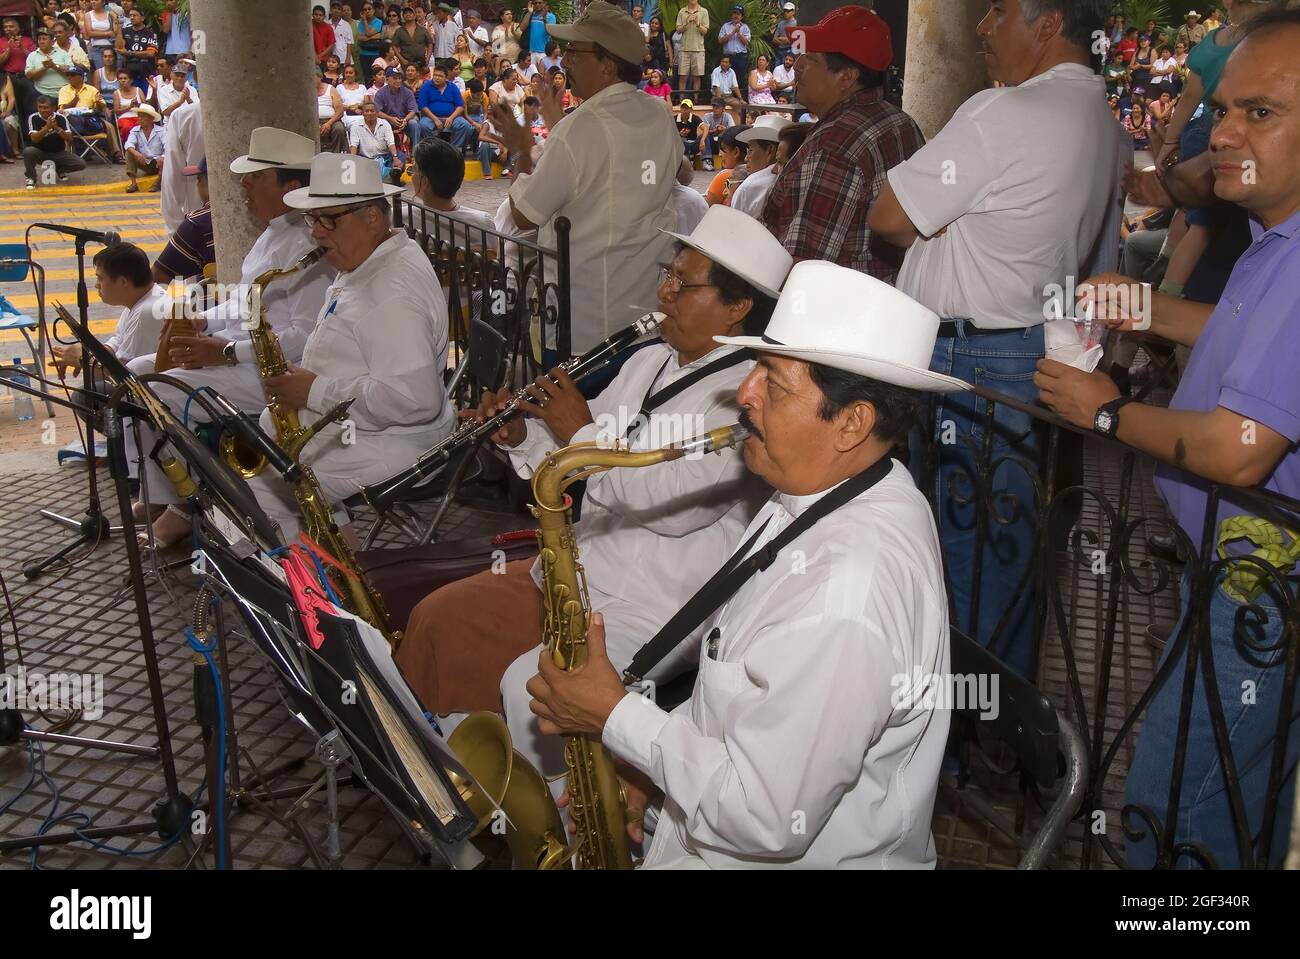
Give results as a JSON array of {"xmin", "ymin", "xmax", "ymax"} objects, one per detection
[{"xmin": 935, "ymin": 320, "xmax": 1009, "ymax": 338}]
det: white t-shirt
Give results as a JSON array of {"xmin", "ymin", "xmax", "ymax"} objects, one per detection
[
  {"xmin": 489, "ymin": 79, "xmax": 526, "ymax": 116},
  {"xmin": 772, "ymin": 63, "xmax": 796, "ymax": 90},
  {"xmin": 888, "ymin": 63, "xmax": 1120, "ymax": 330},
  {"xmin": 107, "ymin": 286, "xmax": 168, "ymax": 361},
  {"xmin": 1150, "ymin": 55, "xmax": 1178, "ymax": 84}
]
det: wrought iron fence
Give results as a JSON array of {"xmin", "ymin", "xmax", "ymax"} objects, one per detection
[
  {"xmin": 391, "ymin": 196, "xmax": 572, "ymax": 392},
  {"xmin": 920, "ymin": 384, "xmax": 1299, "ymax": 869}
]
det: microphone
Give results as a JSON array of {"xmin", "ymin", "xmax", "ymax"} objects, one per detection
[
  {"xmin": 30, "ymin": 223, "xmax": 122, "ymax": 246},
  {"xmin": 203, "ymin": 389, "xmax": 302, "ymax": 484}
]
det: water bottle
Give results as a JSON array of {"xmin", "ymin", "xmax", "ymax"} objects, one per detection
[{"xmin": 12, "ymin": 357, "xmax": 33, "ymax": 421}]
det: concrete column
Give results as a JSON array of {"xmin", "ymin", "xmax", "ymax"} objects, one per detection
[
  {"xmin": 190, "ymin": 0, "xmax": 318, "ymax": 284},
  {"xmin": 902, "ymin": 0, "xmax": 988, "ymax": 140}
]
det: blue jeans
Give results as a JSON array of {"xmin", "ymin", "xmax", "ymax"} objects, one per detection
[
  {"xmin": 1126, "ymin": 571, "xmax": 1298, "ymax": 868},
  {"xmin": 402, "ymin": 117, "xmax": 423, "ymax": 152},
  {"xmin": 477, "ymin": 140, "xmax": 497, "ymax": 177},
  {"xmin": 911, "ymin": 322, "xmax": 1045, "ymax": 678},
  {"xmin": 418, "ymin": 115, "xmax": 475, "ymax": 150}
]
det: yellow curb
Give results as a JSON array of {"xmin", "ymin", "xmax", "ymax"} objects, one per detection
[{"xmin": 0, "ymin": 174, "xmax": 161, "ymax": 199}]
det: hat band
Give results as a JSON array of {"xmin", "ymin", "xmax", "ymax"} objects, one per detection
[
  {"xmin": 761, "ymin": 334, "xmax": 785, "ymax": 346},
  {"xmin": 308, "ymin": 190, "xmax": 384, "ymax": 198}
]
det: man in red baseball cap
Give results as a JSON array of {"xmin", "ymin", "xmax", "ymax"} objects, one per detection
[{"xmin": 758, "ymin": 5, "xmax": 923, "ymax": 283}]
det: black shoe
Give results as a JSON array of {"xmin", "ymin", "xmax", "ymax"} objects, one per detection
[
  {"xmin": 1144, "ymin": 623, "xmax": 1171, "ymax": 655},
  {"xmin": 1147, "ymin": 531, "xmax": 1185, "ymax": 565}
]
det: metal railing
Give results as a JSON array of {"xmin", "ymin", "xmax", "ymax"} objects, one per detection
[
  {"xmin": 391, "ymin": 196, "xmax": 572, "ymax": 390},
  {"xmin": 921, "ymin": 382, "xmax": 1299, "ymax": 869}
]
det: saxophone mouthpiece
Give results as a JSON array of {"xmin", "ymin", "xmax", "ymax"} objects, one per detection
[
  {"xmin": 671, "ymin": 423, "xmax": 751, "ymax": 458},
  {"xmin": 300, "ymin": 247, "xmax": 327, "ymax": 268}
]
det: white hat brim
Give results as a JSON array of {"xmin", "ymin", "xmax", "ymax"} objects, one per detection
[
  {"xmin": 661, "ymin": 229, "xmax": 784, "ymax": 300},
  {"xmin": 714, "ymin": 335, "xmax": 972, "ymax": 393},
  {"xmin": 736, "ymin": 128, "xmax": 781, "ymax": 144},
  {"xmin": 282, "ymin": 182, "xmax": 405, "ymax": 210}
]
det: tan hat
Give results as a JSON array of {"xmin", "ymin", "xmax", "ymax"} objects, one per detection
[
  {"xmin": 547, "ymin": 1, "xmax": 647, "ymax": 67},
  {"xmin": 135, "ymin": 103, "xmax": 160, "ymax": 121},
  {"xmin": 230, "ymin": 127, "xmax": 317, "ymax": 175}
]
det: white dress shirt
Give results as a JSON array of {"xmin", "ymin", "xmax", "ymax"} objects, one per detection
[
  {"xmin": 603, "ymin": 460, "xmax": 952, "ymax": 869},
  {"xmin": 300, "ymin": 229, "xmax": 455, "ymax": 471},
  {"xmin": 464, "ymin": 24, "xmax": 490, "ymax": 58},
  {"xmin": 107, "ymin": 285, "xmax": 168, "ymax": 361},
  {"xmin": 510, "ymin": 82, "xmax": 681, "ymax": 351},
  {"xmin": 156, "ymin": 79, "xmax": 197, "ymax": 117},
  {"xmin": 206, "ymin": 211, "xmax": 333, "ymax": 367},
  {"xmin": 332, "ymin": 17, "xmax": 354, "ymax": 63},
  {"xmin": 728, "ymin": 163, "xmax": 776, "ymax": 218}
]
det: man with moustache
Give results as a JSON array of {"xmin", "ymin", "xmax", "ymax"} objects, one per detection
[
  {"xmin": 395, "ymin": 207, "xmax": 789, "ymax": 796},
  {"xmin": 1037, "ymin": 9, "xmax": 1300, "ymax": 869},
  {"xmin": 129, "ymin": 128, "xmax": 332, "ymax": 545},
  {"xmin": 527, "ymin": 261, "xmax": 966, "ymax": 868}
]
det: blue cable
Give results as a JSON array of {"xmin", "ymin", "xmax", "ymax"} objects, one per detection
[
  {"xmin": 0, "ymin": 738, "xmax": 38, "ymax": 818},
  {"xmin": 307, "ymin": 550, "xmax": 343, "ymax": 606},
  {"xmin": 186, "ymin": 626, "xmax": 227, "ymax": 870},
  {"xmin": 182, "ymin": 392, "xmax": 195, "ymax": 429}
]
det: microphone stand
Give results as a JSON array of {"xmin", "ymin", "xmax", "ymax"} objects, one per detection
[
  {"xmin": 0, "ymin": 383, "xmax": 192, "ymax": 858},
  {"xmin": 23, "ymin": 236, "xmax": 119, "ymax": 580}
]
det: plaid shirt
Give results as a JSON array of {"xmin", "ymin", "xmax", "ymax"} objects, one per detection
[{"xmin": 761, "ymin": 87, "xmax": 924, "ymax": 282}]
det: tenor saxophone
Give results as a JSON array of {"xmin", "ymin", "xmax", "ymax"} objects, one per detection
[
  {"xmin": 241, "ymin": 248, "xmax": 403, "ymax": 652},
  {"xmin": 527, "ymin": 422, "xmax": 751, "ymax": 868}
]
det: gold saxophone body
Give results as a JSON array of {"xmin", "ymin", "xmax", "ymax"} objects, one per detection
[
  {"xmin": 234, "ymin": 248, "xmax": 402, "ymax": 651},
  {"xmin": 511, "ymin": 422, "xmax": 751, "ymax": 869}
]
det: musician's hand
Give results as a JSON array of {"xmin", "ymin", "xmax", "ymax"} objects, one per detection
[
  {"xmin": 516, "ymin": 366, "xmax": 593, "ymax": 445},
  {"xmin": 263, "ymin": 364, "xmax": 317, "ymax": 411},
  {"xmin": 475, "ymin": 385, "xmax": 525, "ymax": 447},
  {"xmin": 169, "ymin": 334, "xmax": 227, "ymax": 369},
  {"xmin": 556, "ymin": 760, "xmax": 657, "ymax": 844},
  {"xmin": 527, "ymin": 612, "xmax": 626, "ymax": 737},
  {"xmin": 50, "ymin": 342, "xmax": 83, "ymax": 377}
]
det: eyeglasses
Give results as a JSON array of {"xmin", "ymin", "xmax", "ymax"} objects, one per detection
[
  {"xmin": 658, "ymin": 265, "xmax": 711, "ymax": 294},
  {"xmin": 303, "ymin": 206, "xmax": 363, "ymax": 231}
]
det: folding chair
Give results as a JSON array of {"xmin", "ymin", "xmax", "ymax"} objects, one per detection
[
  {"xmin": 348, "ymin": 318, "xmax": 509, "ymax": 549},
  {"xmin": 0, "ymin": 246, "xmax": 56, "ymax": 418},
  {"xmin": 942, "ymin": 629, "xmax": 1088, "ymax": 869},
  {"xmin": 61, "ymin": 109, "xmax": 114, "ymax": 165}
]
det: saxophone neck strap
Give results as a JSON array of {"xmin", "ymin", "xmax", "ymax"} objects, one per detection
[
  {"xmin": 623, "ymin": 455, "xmax": 895, "ymax": 685},
  {"xmin": 623, "ymin": 348, "xmax": 754, "ymax": 442}
]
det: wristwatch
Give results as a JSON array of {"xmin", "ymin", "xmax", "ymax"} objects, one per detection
[
  {"xmin": 1093, "ymin": 396, "xmax": 1133, "ymax": 438},
  {"xmin": 222, "ymin": 340, "xmax": 239, "ymax": 366}
]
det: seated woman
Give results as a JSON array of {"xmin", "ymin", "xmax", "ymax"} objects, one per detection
[
  {"xmin": 748, "ymin": 54, "xmax": 776, "ymax": 106},
  {"xmin": 112, "ymin": 67, "xmax": 148, "ymax": 144},
  {"xmin": 453, "ymin": 34, "xmax": 475, "ymax": 84},
  {"xmin": 404, "ymin": 62, "xmax": 423, "ymax": 95},
  {"xmin": 321, "ymin": 52, "xmax": 344, "ymax": 86},
  {"xmin": 1124, "ymin": 100, "xmax": 1151, "ymax": 151},
  {"xmin": 317, "ymin": 70, "xmax": 348, "ymax": 152},
  {"xmin": 336, "ymin": 62, "xmax": 368, "ymax": 131},
  {"xmin": 643, "ymin": 68, "xmax": 672, "ymax": 104}
]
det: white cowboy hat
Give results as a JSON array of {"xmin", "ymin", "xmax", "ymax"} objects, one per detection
[
  {"xmin": 737, "ymin": 113, "xmax": 790, "ymax": 144},
  {"xmin": 282, "ymin": 152, "xmax": 403, "ymax": 211},
  {"xmin": 661, "ymin": 205, "xmax": 792, "ymax": 300},
  {"xmin": 229, "ymin": 127, "xmax": 317, "ymax": 175},
  {"xmin": 715, "ymin": 261, "xmax": 971, "ymax": 393}
]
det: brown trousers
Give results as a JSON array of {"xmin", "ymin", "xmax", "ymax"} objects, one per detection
[{"xmin": 394, "ymin": 558, "xmax": 544, "ymax": 714}]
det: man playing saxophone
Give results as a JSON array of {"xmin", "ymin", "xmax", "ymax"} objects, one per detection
[
  {"xmin": 246, "ymin": 152, "xmax": 456, "ymax": 540},
  {"xmin": 129, "ymin": 127, "xmax": 332, "ymax": 547},
  {"xmin": 396, "ymin": 206, "xmax": 791, "ymax": 799},
  {"xmin": 528, "ymin": 262, "xmax": 968, "ymax": 868}
]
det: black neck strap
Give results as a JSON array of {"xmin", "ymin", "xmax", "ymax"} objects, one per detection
[
  {"xmin": 623, "ymin": 455, "xmax": 896, "ymax": 684},
  {"xmin": 624, "ymin": 348, "xmax": 753, "ymax": 442}
]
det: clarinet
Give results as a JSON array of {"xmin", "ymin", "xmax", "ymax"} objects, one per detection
[{"xmin": 362, "ymin": 311, "xmax": 665, "ymax": 513}]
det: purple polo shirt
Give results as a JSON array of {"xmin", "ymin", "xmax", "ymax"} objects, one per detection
[
  {"xmin": 375, "ymin": 83, "xmax": 416, "ymax": 121},
  {"xmin": 1155, "ymin": 208, "xmax": 1300, "ymax": 541}
]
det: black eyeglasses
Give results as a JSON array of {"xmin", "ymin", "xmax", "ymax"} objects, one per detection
[
  {"xmin": 658, "ymin": 265, "xmax": 711, "ymax": 293},
  {"xmin": 303, "ymin": 206, "xmax": 363, "ymax": 231}
]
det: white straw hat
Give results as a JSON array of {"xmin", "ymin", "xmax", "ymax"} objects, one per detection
[
  {"xmin": 282, "ymin": 153, "xmax": 404, "ymax": 210},
  {"xmin": 661, "ymin": 205, "xmax": 792, "ymax": 300},
  {"xmin": 229, "ymin": 127, "xmax": 317, "ymax": 175},
  {"xmin": 716, "ymin": 261, "xmax": 971, "ymax": 392}
]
